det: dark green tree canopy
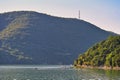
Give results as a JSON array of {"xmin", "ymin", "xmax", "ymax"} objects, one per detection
[{"xmin": 74, "ymin": 36, "xmax": 120, "ymax": 67}]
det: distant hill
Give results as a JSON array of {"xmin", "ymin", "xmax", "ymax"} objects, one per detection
[
  {"xmin": 0, "ymin": 11, "xmax": 116, "ymax": 64},
  {"xmin": 74, "ymin": 36, "xmax": 120, "ymax": 69}
]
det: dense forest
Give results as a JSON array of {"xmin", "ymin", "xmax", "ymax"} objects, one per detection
[{"xmin": 74, "ymin": 36, "xmax": 120, "ymax": 68}]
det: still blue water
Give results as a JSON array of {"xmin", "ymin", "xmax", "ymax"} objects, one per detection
[{"xmin": 0, "ymin": 65, "xmax": 120, "ymax": 80}]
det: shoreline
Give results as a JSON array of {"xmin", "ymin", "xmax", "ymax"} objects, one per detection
[{"xmin": 74, "ymin": 65, "xmax": 120, "ymax": 70}]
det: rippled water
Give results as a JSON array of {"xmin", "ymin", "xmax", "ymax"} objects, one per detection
[{"xmin": 0, "ymin": 65, "xmax": 120, "ymax": 80}]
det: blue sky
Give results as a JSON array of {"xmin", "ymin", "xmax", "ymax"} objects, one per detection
[{"xmin": 0, "ymin": 0, "xmax": 120, "ymax": 34}]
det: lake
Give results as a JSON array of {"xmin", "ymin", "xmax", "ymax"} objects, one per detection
[{"xmin": 0, "ymin": 65, "xmax": 120, "ymax": 80}]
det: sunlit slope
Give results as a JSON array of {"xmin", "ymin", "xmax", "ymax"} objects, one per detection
[{"xmin": 74, "ymin": 36, "xmax": 120, "ymax": 68}]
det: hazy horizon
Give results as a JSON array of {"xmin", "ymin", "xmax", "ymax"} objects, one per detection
[{"xmin": 0, "ymin": 0, "xmax": 120, "ymax": 34}]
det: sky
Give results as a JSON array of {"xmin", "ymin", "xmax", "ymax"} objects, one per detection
[{"xmin": 0, "ymin": 0, "xmax": 120, "ymax": 34}]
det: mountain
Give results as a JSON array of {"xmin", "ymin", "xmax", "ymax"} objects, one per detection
[
  {"xmin": 74, "ymin": 36, "xmax": 120, "ymax": 69},
  {"xmin": 0, "ymin": 11, "xmax": 116, "ymax": 64}
]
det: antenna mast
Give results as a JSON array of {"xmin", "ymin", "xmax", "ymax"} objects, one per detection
[{"xmin": 78, "ymin": 10, "xmax": 80, "ymax": 19}]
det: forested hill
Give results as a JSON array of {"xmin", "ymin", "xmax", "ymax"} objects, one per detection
[
  {"xmin": 0, "ymin": 11, "xmax": 116, "ymax": 64},
  {"xmin": 74, "ymin": 36, "xmax": 120, "ymax": 69}
]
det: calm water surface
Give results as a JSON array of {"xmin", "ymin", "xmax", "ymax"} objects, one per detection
[{"xmin": 0, "ymin": 65, "xmax": 120, "ymax": 80}]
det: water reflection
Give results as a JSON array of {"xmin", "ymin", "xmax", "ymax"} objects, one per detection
[
  {"xmin": 75, "ymin": 68, "xmax": 120, "ymax": 80},
  {"xmin": 0, "ymin": 66, "xmax": 120, "ymax": 80},
  {"xmin": 75, "ymin": 69, "xmax": 108, "ymax": 80}
]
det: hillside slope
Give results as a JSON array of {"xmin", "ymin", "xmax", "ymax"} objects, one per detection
[{"xmin": 0, "ymin": 11, "xmax": 116, "ymax": 64}]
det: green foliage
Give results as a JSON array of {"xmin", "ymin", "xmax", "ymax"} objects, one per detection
[{"xmin": 74, "ymin": 36, "xmax": 120, "ymax": 67}]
